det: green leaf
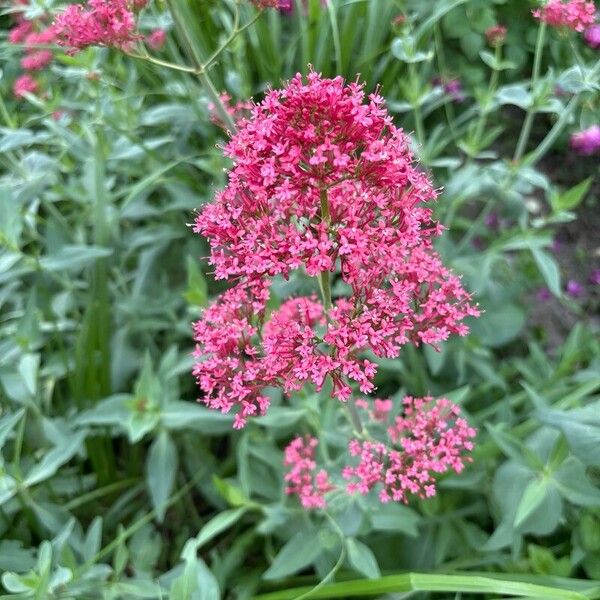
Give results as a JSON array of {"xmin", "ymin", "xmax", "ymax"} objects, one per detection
[
  {"xmin": 251, "ymin": 572, "xmax": 592, "ymax": 599},
  {"xmin": 24, "ymin": 431, "xmax": 86, "ymax": 487},
  {"xmin": 162, "ymin": 401, "xmax": 233, "ymax": 433},
  {"xmin": 553, "ymin": 457, "xmax": 600, "ymax": 507},
  {"xmin": 515, "ymin": 478, "xmax": 549, "ymax": 529},
  {"xmin": 346, "ymin": 539, "xmax": 380, "ymax": 579},
  {"xmin": 479, "ymin": 50, "xmax": 516, "ymax": 71},
  {"xmin": 537, "ymin": 403, "xmax": 600, "ymax": 465},
  {"xmin": 263, "ymin": 529, "xmax": 323, "ymax": 580},
  {"xmin": 212, "ymin": 476, "xmax": 249, "ymax": 507},
  {"xmin": 551, "ymin": 178, "xmax": 592, "ymax": 212},
  {"xmin": 146, "ymin": 430, "xmax": 178, "ymax": 522},
  {"xmin": 496, "ymin": 84, "xmax": 533, "ymax": 109},
  {"xmin": 0, "ymin": 409, "xmax": 25, "ymax": 451},
  {"xmin": 189, "ymin": 508, "xmax": 247, "ymax": 552},
  {"xmin": 184, "ymin": 255, "xmax": 208, "ymax": 306},
  {"xmin": 39, "ymin": 245, "xmax": 113, "ymax": 272},
  {"xmin": 530, "ymin": 248, "xmax": 561, "ymax": 297}
]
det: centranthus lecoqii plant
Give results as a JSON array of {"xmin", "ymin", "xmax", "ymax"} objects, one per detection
[{"xmin": 192, "ymin": 71, "xmax": 479, "ymax": 505}]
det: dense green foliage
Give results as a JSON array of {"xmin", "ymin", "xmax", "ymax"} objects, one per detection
[{"xmin": 0, "ymin": 0, "xmax": 599, "ymax": 598}]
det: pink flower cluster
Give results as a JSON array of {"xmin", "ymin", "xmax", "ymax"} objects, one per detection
[
  {"xmin": 343, "ymin": 396, "xmax": 476, "ymax": 503},
  {"xmin": 283, "ymin": 436, "xmax": 334, "ymax": 508},
  {"xmin": 52, "ymin": 0, "xmax": 148, "ymax": 52},
  {"xmin": 192, "ymin": 71, "xmax": 478, "ymax": 427},
  {"xmin": 283, "ymin": 396, "xmax": 476, "ymax": 507},
  {"xmin": 8, "ymin": 1, "xmax": 58, "ymax": 99},
  {"xmin": 570, "ymin": 125, "xmax": 600, "ymax": 155},
  {"xmin": 532, "ymin": 0, "xmax": 596, "ymax": 32}
]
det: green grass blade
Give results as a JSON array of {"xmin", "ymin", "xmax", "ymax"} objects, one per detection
[{"xmin": 252, "ymin": 572, "xmax": 592, "ymax": 600}]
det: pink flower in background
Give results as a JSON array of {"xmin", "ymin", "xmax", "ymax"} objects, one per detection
[
  {"xmin": 145, "ymin": 28, "xmax": 166, "ymax": 50},
  {"xmin": 433, "ymin": 77, "xmax": 465, "ymax": 102},
  {"xmin": 208, "ymin": 92, "xmax": 253, "ymax": 129},
  {"xmin": 8, "ymin": 20, "xmax": 33, "ymax": 44},
  {"xmin": 53, "ymin": 0, "xmax": 139, "ymax": 52},
  {"xmin": 589, "ymin": 270, "xmax": 600, "ymax": 285},
  {"xmin": 21, "ymin": 50, "xmax": 53, "ymax": 71},
  {"xmin": 570, "ymin": 125, "xmax": 600, "ymax": 155},
  {"xmin": 24, "ymin": 26, "xmax": 58, "ymax": 47},
  {"xmin": 566, "ymin": 280, "xmax": 584, "ymax": 297},
  {"xmin": 284, "ymin": 436, "xmax": 333, "ymax": 508},
  {"xmin": 536, "ymin": 288, "xmax": 553, "ymax": 301},
  {"xmin": 444, "ymin": 78, "xmax": 465, "ymax": 102},
  {"xmin": 250, "ymin": 0, "xmax": 287, "ymax": 8},
  {"xmin": 485, "ymin": 24, "xmax": 507, "ymax": 46},
  {"xmin": 343, "ymin": 396, "xmax": 476, "ymax": 503},
  {"xmin": 584, "ymin": 24, "xmax": 600, "ymax": 47},
  {"xmin": 13, "ymin": 74, "xmax": 38, "ymax": 98},
  {"xmin": 532, "ymin": 0, "xmax": 596, "ymax": 32}
]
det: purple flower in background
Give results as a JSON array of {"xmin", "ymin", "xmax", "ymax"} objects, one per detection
[
  {"xmin": 444, "ymin": 78, "xmax": 465, "ymax": 103},
  {"xmin": 484, "ymin": 212, "xmax": 500, "ymax": 231},
  {"xmin": 536, "ymin": 288, "xmax": 552, "ymax": 301},
  {"xmin": 590, "ymin": 269, "xmax": 600, "ymax": 285},
  {"xmin": 584, "ymin": 24, "xmax": 600, "ymax": 48},
  {"xmin": 566, "ymin": 280, "xmax": 584, "ymax": 297},
  {"xmin": 570, "ymin": 125, "xmax": 600, "ymax": 155},
  {"xmin": 551, "ymin": 237, "xmax": 562, "ymax": 253}
]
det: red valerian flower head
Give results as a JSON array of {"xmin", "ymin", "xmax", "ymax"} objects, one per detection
[
  {"xmin": 53, "ymin": 0, "xmax": 141, "ymax": 52},
  {"xmin": 192, "ymin": 71, "xmax": 478, "ymax": 424},
  {"xmin": 13, "ymin": 73, "xmax": 38, "ymax": 98},
  {"xmin": 21, "ymin": 50, "xmax": 53, "ymax": 71},
  {"xmin": 532, "ymin": 0, "xmax": 596, "ymax": 32}
]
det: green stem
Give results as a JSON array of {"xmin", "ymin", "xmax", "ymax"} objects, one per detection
[
  {"xmin": 433, "ymin": 23, "xmax": 457, "ymax": 142},
  {"xmin": 347, "ymin": 400, "xmax": 364, "ymax": 435},
  {"xmin": 471, "ymin": 44, "xmax": 502, "ymax": 156},
  {"xmin": 408, "ymin": 62, "xmax": 425, "ymax": 147},
  {"xmin": 166, "ymin": 0, "xmax": 238, "ymax": 133},
  {"xmin": 318, "ymin": 189, "xmax": 332, "ymax": 312},
  {"xmin": 524, "ymin": 60, "xmax": 600, "ymax": 167},
  {"xmin": 513, "ymin": 22, "xmax": 546, "ymax": 162}
]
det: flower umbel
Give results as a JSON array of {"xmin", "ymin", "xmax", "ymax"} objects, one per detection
[
  {"xmin": 532, "ymin": 0, "xmax": 596, "ymax": 32},
  {"xmin": 192, "ymin": 71, "xmax": 478, "ymax": 427}
]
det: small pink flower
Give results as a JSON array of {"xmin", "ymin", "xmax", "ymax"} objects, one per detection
[
  {"xmin": 584, "ymin": 24, "xmax": 600, "ymax": 48},
  {"xmin": 532, "ymin": 0, "xmax": 596, "ymax": 32},
  {"xmin": 13, "ymin": 74, "xmax": 38, "ymax": 99},
  {"xmin": 145, "ymin": 28, "xmax": 166, "ymax": 50},
  {"xmin": 570, "ymin": 125, "xmax": 600, "ymax": 155},
  {"xmin": 21, "ymin": 50, "xmax": 53, "ymax": 71},
  {"xmin": 485, "ymin": 24, "xmax": 507, "ymax": 46},
  {"xmin": 589, "ymin": 269, "xmax": 600, "ymax": 285}
]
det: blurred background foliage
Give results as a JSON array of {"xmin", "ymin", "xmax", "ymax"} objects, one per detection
[{"xmin": 0, "ymin": 0, "xmax": 599, "ymax": 598}]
